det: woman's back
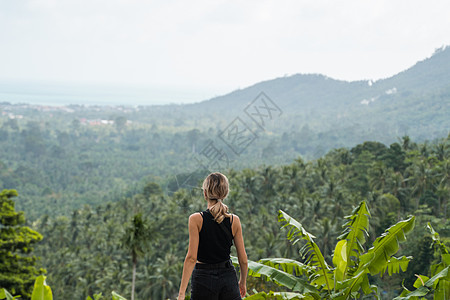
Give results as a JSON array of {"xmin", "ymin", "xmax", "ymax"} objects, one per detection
[
  {"xmin": 177, "ymin": 172, "xmax": 248, "ymax": 300},
  {"xmin": 197, "ymin": 210, "xmax": 233, "ymax": 264}
]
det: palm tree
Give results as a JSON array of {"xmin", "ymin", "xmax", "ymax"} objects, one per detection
[
  {"xmin": 405, "ymin": 157, "xmax": 437, "ymax": 210},
  {"xmin": 368, "ymin": 161, "xmax": 391, "ymax": 192},
  {"xmin": 121, "ymin": 213, "xmax": 157, "ymax": 300},
  {"xmin": 148, "ymin": 252, "xmax": 182, "ymax": 299}
]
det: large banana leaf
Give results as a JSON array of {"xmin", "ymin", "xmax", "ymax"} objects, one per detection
[
  {"xmin": 333, "ymin": 269, "xmax": 375, "ymax": 300},
  {"xmin": 258, "ymin": 258, "xmax": 315, "ymax": 277},
  {"xmin": 278, "ymin": 210, "xmax": 334, "ymax": 292},
  {"xmin": 245, "ymin": 291, "xmax": 315, "ymax": 299},
  {"xmin": 111, "ymin": 291, "xmax": 127, "ymax": 300},
  {"xmin": 358, "ymin": 216, "xmax": 415, "ymax": 275},
  {"xmin": 332, "ymin": 240, "xmax": 347, "ymax": 282},
  {"xmin": 335, "ymin": 217, "xmax": 414, "ymax": 299},
  {"xmin": 231, "ymin": 257, "xmax": 320, "ymax": 298},
  {"xmin": 394, "ymin": 286, "xmax": 429, "ymax": 299},
  {"xmin": 336, "ymin": 201, "xmax": 370, "ymax": 279},
  {"xmin": 31, "ymin": 275, "xmax": 52, "ymax": 300},
  {"xmin": 434, "ymin": 273, "xmax": 450, "ymax": 300}
]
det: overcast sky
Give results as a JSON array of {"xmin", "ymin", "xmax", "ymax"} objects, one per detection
[{"xmin": 1, "ymin": 0, "xmax": 450, "ymax": 103}]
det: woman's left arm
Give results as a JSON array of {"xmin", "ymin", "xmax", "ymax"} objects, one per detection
[{"xmin": 177, "ymin": 213, "xmax": 201, "ymax": 300}]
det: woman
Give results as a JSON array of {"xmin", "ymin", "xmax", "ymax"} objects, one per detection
[{"xmin": 177, "ymin": 172, "xmax": 248, "ymax": 300}]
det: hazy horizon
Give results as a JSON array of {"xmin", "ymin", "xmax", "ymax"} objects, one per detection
[
  {"xmin": 0, "ymin": 46, "xmax": 445, "ymax": 107},
  {"xmin": 2, "ymin": 0, "xmax": 450, "ymax": 106},
  {"xmin": 0, "ymin": 79, "xmax": 231, "ymax": 106}
]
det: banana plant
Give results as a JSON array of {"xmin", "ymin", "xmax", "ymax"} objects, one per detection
[
  {"xmin": 394, "ymin": 223, "xmax": 450, "ymax": 299},
  {"xmin": 30, "ymin": 276, "xmax": 52, "ymax": 300},
  {"xmin": 237, "ymin": 201, "xmax": 415, "ymax": 299}
]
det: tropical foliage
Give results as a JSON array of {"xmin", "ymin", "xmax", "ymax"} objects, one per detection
[
  {"xmin": 394, "ymin": 223, "xmax": 450, "ymax": 299},
  {"xmin": 237, "ymin": 202, "xmax": 415, "ymax": 299}
]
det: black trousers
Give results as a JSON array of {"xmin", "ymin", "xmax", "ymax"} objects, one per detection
[{"xmin": 191, "ymin": 262, "xmax": 241, "ymax": 300}]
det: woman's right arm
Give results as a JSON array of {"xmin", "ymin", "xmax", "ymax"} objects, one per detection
[
  {"xmin": 233, "ymin": 215, "xmax": 248, "ymax": 298},
  {"xmin": 177, "ymin": 213, "xmax": 201, "ymax": 300}
]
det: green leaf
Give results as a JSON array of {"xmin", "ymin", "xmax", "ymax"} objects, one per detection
[
  {"xmin": 434, "ymin": 277, "xmax": 450, "ymax": 300},
  {"xmin": 424, "ymin": 265, "xmax": 449, "ymax": 288},
  {"xmin": 393, "ymin": 286, "xmax": 430, "ymax": 299},
  {"xmin": 258, "ymin": 258, "xmax": 315, "ymax": 277},
  {"xmin": 393, "ymin": 266, "xmax": 450, "ymax": 299},
  {"xmin": 93, "ymin": 293, "xmax": 103, "ymax": 300},
  {"xmin": 278, "ymin": 210, "xmax": 334, "ymax": 291},
  {"xmin": 443, "ymin": 254, "xmax": 450, "ymax": 265},
  {"xmin": 427, "ymin": 222, "xmax": 449, "ymax": 255},
  {"xmin": 333, "ymin": 240, "xmax": 347, "ymax": 282},
  {"xmin": 412, "ymin": 275, "xmax": 429, "ymax": 288},
  {"xmin": 337, "ymin": 201, "xmax": 370, "ymax": 278},
  {"xmin": 31, "ymin": 275, "xmax": 53, "ymax": 300},
  {"xmin": 358, "ymin": 216, "xmax": 415, "ymax": 275},
  {"xmin": 0, "ymin": 289, "xmax": 16, "ymax": 300},
  {"xmin": 334, "ymin": 269, "xmax": 369, "ymax": 300},
  {"xmin": 231, "ymin": 257, "xmax": 319, "ymax": 298},
  {"xmin": 245, "ymin": 291, "xmax": 314, "ymax": 299},
  {"xmin": 111, "ymin": 291, "xmax": 127, "ymax": 300},
  {"xmin": 86, "ymin": 294, "xmax": 103, "ymax": 300},
  {"xmin": 383, "ymin": 256, "xmax": 412, "ymax": 277}
]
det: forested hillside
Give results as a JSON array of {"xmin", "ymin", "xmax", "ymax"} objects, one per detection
[
  {"xmin": 189, "ymin": 45, "xmax": 450, "ymax": 141},
  {"xmin": 29, "ymin": 135, "xmax": 449, "ymax": 299}
]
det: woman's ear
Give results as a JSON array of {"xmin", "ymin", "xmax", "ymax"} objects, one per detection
[{"xmin": 203, "ymin": 190, "xmax": 207, "ymax": 199}]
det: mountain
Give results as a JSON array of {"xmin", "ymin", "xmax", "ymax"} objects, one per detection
[
  {"xmin": 183, "ymin": 46, "xmax": 450, "ymax": 144},
  {"xmin": 376, "ymin": 46, "xmax": 450, "ymax": 93}
]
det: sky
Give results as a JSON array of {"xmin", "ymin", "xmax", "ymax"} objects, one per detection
[{"xmin": 1, "ymin": 0, "xmax": 450, "ymax": 104}]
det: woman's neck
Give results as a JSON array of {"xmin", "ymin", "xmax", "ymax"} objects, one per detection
[{"xmin": 206, "ymin": 199, "xmax": 217, "ymax": 209}]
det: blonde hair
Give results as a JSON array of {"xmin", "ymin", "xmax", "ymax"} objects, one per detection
[{"xmin": 202, "ymin": 172, "xmax": 231, "ymax": 224}]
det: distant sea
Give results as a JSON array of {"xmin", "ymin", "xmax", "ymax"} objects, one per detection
[{"xmin": 0, "ymin": 81, "xmax": 218, "ymax": 106}]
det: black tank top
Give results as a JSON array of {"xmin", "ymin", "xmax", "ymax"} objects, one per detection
[{"xmin": 197, "ymin": 209, "xmax": 233, "ymax": 264}]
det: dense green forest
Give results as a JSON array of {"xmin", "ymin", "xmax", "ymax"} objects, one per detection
[
  {"xmin": 0, "ymin": 107, "xmax": 299, "ymax": 220},
  {"xmin": 2, "ymin": 131, "xmax": 449, "ymax": 299}
]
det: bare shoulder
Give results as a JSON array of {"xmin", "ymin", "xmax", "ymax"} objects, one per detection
[
  {"xmin": 231, "ymin": 214, "xmax": 243, "ymax": 237},
  {"xmin": 189, "ymin": 213, "xmax": 203, "ymax": 229},
  {"xmin": 189, "ymin": 212, "xmax": 202, "ymax": 222},
  {"xmin": 233, "ymin": 214, "xmax": 241, "ymax": 224}
]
